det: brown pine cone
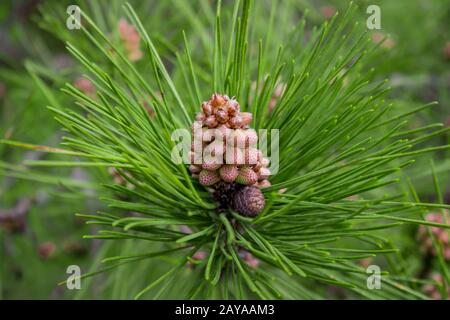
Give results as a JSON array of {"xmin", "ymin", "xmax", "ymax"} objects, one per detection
[{"xmin": 233, "ymin": 186, "xmax": 265, "ymax": 217}]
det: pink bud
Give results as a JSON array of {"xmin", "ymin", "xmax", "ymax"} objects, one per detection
[
  {"xmin": 193, "ymin": 251, "xmax": 207, "ymax": 260},
  {"xmin": 127, "ymin": 32, "xmax": 140, "ymax": 44},
  {"xmin": 201, "ymin": 162, "xmax": 222, "ymax": 171},
  {"xmin": 189, "ymin": 165, "xmax": 202, "ymax": 174},
  {"xmin": 199, "ymin": 170, "xmax": 220, "ymax": 186},
  {"xmin": 259, "ymin": 167, "xmax": 271, "ymax": 180},
  {"xmin": 195, "ymin": 113, "xmax": 206, "ymax": 121},
  {"xmin": 117, "ymin": 19, "xmax": 142, "ymax": 62},
  {"xmin": 38, "ymin": 241, "xmax": 56, "ymax": 259},
  {"xmin": 240, "ymin": 112, "xmax": 253, "ymax": 126},
  {"xmin": 210, "ymin": 93, "xmax": 226, "ymax": 107},
  {"xmin": 244, "ymin": 252, "xmax": 260, "ymax": 268},
  {"xmin": 229, "ymin": 115, "xmax": 243, "ymax": 128},
  {"xmin": 202, "ymin": 102, "xmax": 213, "ymax": 116},
  {"xmin": 74, "ymin": 77, "xmax": 96, "ymax": 97},
  {"xmin": 216, "ymin": 108, "xmax": 229, "ymax": 123},
  {"xmin": 118, "ymin": 19, "xmax": 131, "ymax": 38},
  {"xmin": 219, "ymin": 165, "xmax": 238, "ymax": 183},
  {"xmin": 226, "ymin": 99, "xmax": 240, "ymax": 115},
  {"xmin": 236, "ymin": 166, "xmax": 258, "ymax": 185},
  {"xmin": 180, "ymin": 225, "xmax": 192, "ymax": 234},
  {"xmin": 258, "ymin": 180, "xmax": 271, "ymax": 188},
  {"xmin": 204, "ymin": 115, "xmax": 218, "ymax": 128},
  {"xmin": 128, "ymin": 49, "xmax": 143, "ymax": 62}
]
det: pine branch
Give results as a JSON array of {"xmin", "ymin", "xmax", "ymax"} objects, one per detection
[{"xmin": 1, "ymin": 1, "xmax": 449, "ymax": 300}]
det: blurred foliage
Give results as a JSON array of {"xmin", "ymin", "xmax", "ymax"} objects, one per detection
[{"xmin": 0, "ymin": 0, "xmax": 449, "ymax": 299}]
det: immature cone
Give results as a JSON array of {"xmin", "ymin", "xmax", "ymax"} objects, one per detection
[
  {"xmin": 219, "ymin": 165, "xmax": 238, "ymax": 183},
  {"xmin": 258, "ymin": 167, "xmax": 271, "ymax": 180},
  {"xmin": 233, "ymin": 186, "xmax": 265, "ymax": 217},
  {"xmin": 243, "ymin": 251, "xmax": 260, "ymax": 268},
  {"xmin": 191, "ymin": 94, "xmax": 270, "ymax": 216},
  {"xmin": 118, "ymin": 19, "xmax": 143, "ymax": 61},
  {"xmin": 238, "ymin": 249, "xmax": 260, "ymax": 268},
  {"xmin": 38, "ymin": 241, "xmax": 56, "ymax": 259},
  {"xmin": 189, "ymin": 165, "xmax": 201, "ymax": 174},
  {"xmin": 199, "ymin": 170, "xmax": 220, "ymax": 186},
  {"xmin": 258, "ymin": 180, "xmax": 271, "ymax": 188},
  {"xmin": 197, "ymin": 93, "xmax": 251, "ymax": 129},
  {"xmin": 235, "ymin": 166, "xmax": 258, "ymax": 186},
  {"xmin": 74, "ymin": 77, "xmax": 96, "ymax": 98},
  {"xmin": 202, "ymin": 161, "xmax": 222, "ymax": 171}
]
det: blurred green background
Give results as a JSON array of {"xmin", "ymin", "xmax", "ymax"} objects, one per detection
[{"xmin": 0, "ymin": 0, "xmax": 449, "ymax": 299}]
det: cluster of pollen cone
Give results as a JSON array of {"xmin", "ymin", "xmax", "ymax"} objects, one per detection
[{"xmin": 189, "ymin": 94, "xmax": 270, "ymax": 216}]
